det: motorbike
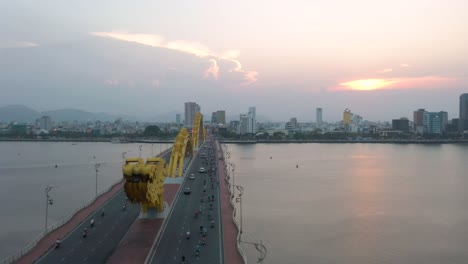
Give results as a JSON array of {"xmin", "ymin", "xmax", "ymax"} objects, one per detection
[{"xmin": 186, "ymin": 231, "xmax": 191, "ymax": 240}]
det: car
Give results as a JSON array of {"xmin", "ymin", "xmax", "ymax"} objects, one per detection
[
  {"xmin": 199, "ymin": 167, "xmax": 205, "ymax": 173},
  {"xmin": 189, "ymin": 173, "xmax": 195, "ymax": 180},
  {"xmin": 184, "ymin": 187, "xmax": 191, "ymax": 194}
]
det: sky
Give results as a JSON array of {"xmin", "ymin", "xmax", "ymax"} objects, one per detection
[{"xmin": 1, "ymin": 0, "xmax": 467, "ymax": 122}]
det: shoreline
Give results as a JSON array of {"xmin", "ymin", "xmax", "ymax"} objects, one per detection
[{"xmin": 1, "ymin": 138, "xmax": 467, "ymax": 144}]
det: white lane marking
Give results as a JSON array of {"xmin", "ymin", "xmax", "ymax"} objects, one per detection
[
  {"xmin": 83, "ymin": 256, "xmax": 88, "ymax": 261},
  {"xmin": 60, "ymin": 257, "xmax": 66, "ymax": 262}
]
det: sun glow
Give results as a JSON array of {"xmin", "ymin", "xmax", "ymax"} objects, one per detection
[{"xmin": 340, "ymin": 79, "xmax": 396, "ymax": 91}]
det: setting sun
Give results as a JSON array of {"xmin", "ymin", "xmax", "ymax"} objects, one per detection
[{"xmin": 340, "ymin": 79, "xmax": 396, "ymax": 91}]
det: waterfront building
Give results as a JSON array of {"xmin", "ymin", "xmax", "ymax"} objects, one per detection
[
  {"xmin": 460, "ymin": 93, "xmax": 468, "ymax": 132},
  {"xmin": 392, "ymin": 118, "xmax": 410, "ymax": 133},
  {"xmin": 229, "ymin": 120, "xmax": 239, "ymax": 132},
  {"xmin": 316, "ymin": 108, "xmax": 323, "ymax": 128},
  {"xmin": 285, "ymin": 118, "xmax": 298, "ymax": 131},
  {"xmin": 343, "ymin": 108, "xmax": 351, "ymax": 126},
  {"xmin": 176, "ymin": 114, "xmax": 181, "ymax": 125},
  {"xmin": 423, "ymin": 112, "xmax": 445, "ymax": 134},
  {"xmin": 37, "ymin": 116, "xmax": 53, "ymax": 131},
  {"xmin": 247, "ymin": 107, "xmax": 256, "ymax": 134},
  {"xmin": 413, "ymin": 109, "xmax": 425, "ymax": 132},
  {"xmin": 184, "ymin": 102, "xmax": 200, "ymax": 128},
  {"xmin": 239, "ymin": 114, "xmax": 249, "ymax": 134},
  {"xmin": 211, "ymin": 110, "xmax": 226, "ymax": 125}
]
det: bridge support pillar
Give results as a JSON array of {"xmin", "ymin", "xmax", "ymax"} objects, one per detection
[{"xmin": 138, "ymin": 202, "xmax": 169, "ymax": 219}]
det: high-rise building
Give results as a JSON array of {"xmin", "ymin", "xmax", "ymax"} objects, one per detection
[
  {"xmin": 247, "ymin": 107, "xmax": 256, "ymax": 134},
  {"xmin": 212, "ymin": 110, "xmax": 226, "ymax": 125},
  {"xmin": 176, "ymin": 114, "xmax": 181, "ymax": 125},
  {"xmin": 392, "ymin": 118, "xmax": 409, "ymax": 133},
  {"xmin": 413, "ymin": 109, "xmax": 425, "ymax": 127},
  {"xmin": 423, "ymin": 112, "xmax": 444, "ymax": 134},
  {"xmin": 184, "ymin": 102, "xmax": 200, "ymax": 128},
  {"xmin": 37, "ymin": 116, "xmax": 53, "ymax": 131},
  {"xmin": 343, "ymin": 109, "xmax": 351, "ymax": 125},
  {"xmin": 239, "ymin": 114, "xmax": 249, "ymax": 134},
  {"xmin": 286, "ymin": 118, "xmax": 298, "ymax": 131},
  {"xmin": 460, "ymin": 93, "xmax": 468, "ymax": 132},
  {"xmin": 316, "ymin": 108, "xmax": 322, "ymax": 128}
]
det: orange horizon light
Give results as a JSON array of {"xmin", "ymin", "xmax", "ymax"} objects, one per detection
[{"xmin": 340, "ymin": 79, "xmax": 396, "ymax": 91}]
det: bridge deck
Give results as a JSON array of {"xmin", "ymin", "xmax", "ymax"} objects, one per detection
[
  {"xmin": 106, "ymin": 184, "xmax": 180, "ymax": 264},
  {"xmin": 15, "ymin": 181, "xmax": 125, "ymax": 264}
]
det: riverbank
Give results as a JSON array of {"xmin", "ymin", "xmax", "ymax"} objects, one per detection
[{"xmin": 1, "ymin": 138, "xmax": 467, "ymax": 144}]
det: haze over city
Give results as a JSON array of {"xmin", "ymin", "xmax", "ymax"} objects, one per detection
[{"xmin": 1, "ymin": 0, "xmax": 467, "ymax": 121}]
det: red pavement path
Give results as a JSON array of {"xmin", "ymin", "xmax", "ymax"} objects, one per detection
[
  {"xmin": 106, "ymin": 184, "xmax": 181, "ymax": 264},
  {"xmin": 15, "ymin": 181, "xmax": 125, "ymax": 264},
  {"xmin": 216, "ymin": 142, "xmax": 245, "ymax": 264}
]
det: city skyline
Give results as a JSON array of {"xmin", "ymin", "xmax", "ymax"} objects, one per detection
[{"xmin": 1, "ymin": 1, "xmax": 467, "ymax": 121}]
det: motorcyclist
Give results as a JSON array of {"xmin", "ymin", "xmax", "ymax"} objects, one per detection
[
  {"xmin": 83, "ymin": 227, "xmax": 88, "ymax": 238},
  {"xmin": 55, "ymin": 238, "xmax": 61, "ymax": 249},
  {"xmin": 90, "ymin": 218, "xmax": 95, "ymax": 227},
  {"xmin": 186, "ymin": 231, "xmax": 191, "ymax": 239}
]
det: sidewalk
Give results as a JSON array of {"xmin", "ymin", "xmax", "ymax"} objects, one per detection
[
  {"xmin": 216, "ymin": 141, "xmax": 245, "ymax": 264},
  {"xmin": 16, "ymin": 181, "xmax": 125, "ymax": 264}
]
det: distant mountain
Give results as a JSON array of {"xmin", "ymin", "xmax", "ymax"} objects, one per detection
[
  {"xmin": 146, "ymin": 110, "xmax": 182, "ymax": 123},
  {"xmin": 42, "ymin": 108, "xmax": 138, "ymax": 122},
  {"xmin": 0, "ymin": 105, "xmax": 40, "ymax": 122},
  {"xmin": 0, "ymin": 105, "xmax": 138, "ymax": 122}
]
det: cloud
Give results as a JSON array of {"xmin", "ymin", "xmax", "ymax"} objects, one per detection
[
  {"xmin": 90, "ymin": 31, "xmax": 257, "ymax": 85},
  {"xmin": 400, "ymin": 63, "xmax": 410, "ymax": 68},
  {"xmin": 377, "ymin": 68, "xmax": 393, "ymax": 73},
  {"xmin": 0, "ymin": 41, "xmax": 38, "ymax": 49},
  {"xmin": 242, "ymin": 71, "xmax": 259, "ymax": 86},
  {"xmin": 204, "ymin": 59, "xmax": 219, "ymax": 80},
  {"xmin": 334, "ymin": 76, "xmax": 456, "ymax": 91},
  {"xmin": 151, "ymin": 80, "xmax": 160, "ymax": 88},
  {"xmin": 105, "ymin": 79, "xmax": 119, "ymax": 86}
]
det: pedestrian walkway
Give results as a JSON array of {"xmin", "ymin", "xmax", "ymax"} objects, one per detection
[
  {"xmin": 216, "ymin": 141, "xmax": 245, "ymax": 264},
  {"xmin": 15, "ymin": 181, "xmax": 125, "ymax": 264}
]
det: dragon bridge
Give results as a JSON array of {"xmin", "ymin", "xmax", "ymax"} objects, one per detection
[{"xmin": 122, "ymin": 111, "xmax": 206, "ymax": 212}]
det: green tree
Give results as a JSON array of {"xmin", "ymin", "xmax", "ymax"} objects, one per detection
[{"xmin": 144, "ymin": 125, "xmax": 161, "ymax": 136}]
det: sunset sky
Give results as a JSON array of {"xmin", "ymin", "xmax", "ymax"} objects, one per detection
[{"xmin": 1, "ymin": 0, "xmax": 467, "ymax": 121}]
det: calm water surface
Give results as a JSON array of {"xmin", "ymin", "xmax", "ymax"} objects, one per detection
[
  {"xmin": 1, "ymin": 142, "xmax": 468, "ymax": 263},
  {"xmin": 0, "ymin": 141, "xmax": 169, "ymax": 259},
  {"xmin": 227, "ymin": 143, "xmax": 468, "ymax": 264}
]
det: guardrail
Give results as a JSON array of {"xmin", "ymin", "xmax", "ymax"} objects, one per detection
[
  {"xmin": 1, "ymin": 147, "xmax": 173, "ymax": 264},
  {"xmin": 220, "ymin": 143, "xmax": 248, "ymax": 264},
  {"xmin": 0, "ymin": 177, "xmax": 123, "ymax": 264}
]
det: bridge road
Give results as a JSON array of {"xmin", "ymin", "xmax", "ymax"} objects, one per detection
[
  {"xmin": 149, "ymin": 141, "xmax": 223, "ymax": 264},
  {"xmin": 36, "ymin": 152, "xmax": 172, "ymax": 264}
]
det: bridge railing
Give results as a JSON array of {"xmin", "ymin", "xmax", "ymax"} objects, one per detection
[
  {"xmin": 0, "ymin": 177, "xmax": 124, "ymax": 264},
  {"xmin": 220, "ymin": 143, "xmax": 248, "ymax": 264},
  {"xmin": 1, "ymin": 147, "xmax": 173, "ymax": 264}
]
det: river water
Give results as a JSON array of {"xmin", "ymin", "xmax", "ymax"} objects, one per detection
[
  {"xmin": 1, "ymin": 142, "xmax": 468, "ymax": 263},
  {"xmin": 226, "ymin": 143, "xmax": 468, "ymax": 264},
  {"xmin": 0, "ymin": 141, "xmax": 170, "ymax": 260}
]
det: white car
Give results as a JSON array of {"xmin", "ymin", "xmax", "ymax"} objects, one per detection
[
  {"xmin": 199, "ymin": 167, "xmax": 205, "ymax": 173},
  {"xmin": 189, "ymin": 173, "xmax": 195, "ymax": 180}
]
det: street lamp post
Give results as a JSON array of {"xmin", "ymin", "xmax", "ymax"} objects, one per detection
[
  {"xmin": 121, "ymin": 151, "xmax": 129, "ymax": 165},
  {"xmin": 139, "ymin": 145, "xmax": 143, "ymax": 158},
  {"xmin": 44, "ymin": 185, "xmax": 57, "ymax": 230},
  {"xmin": 95, "ymin": 163, "xmax": 101, "ymax": 197},
  {"xmin": 151, "ymin": 143, "xmax": 154, "ymax": 157}
]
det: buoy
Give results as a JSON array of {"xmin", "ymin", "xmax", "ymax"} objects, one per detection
[
  {"xmin": 55, "ymin": 164, "xmax": 58, "ymax": 168},
  {"xmin": 296, "ymin": 164, "xmax": 298, "ymax": 168},
  {"xmin": 270, "ymin": 156, "xmax": 272, "ymax": 159}
]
